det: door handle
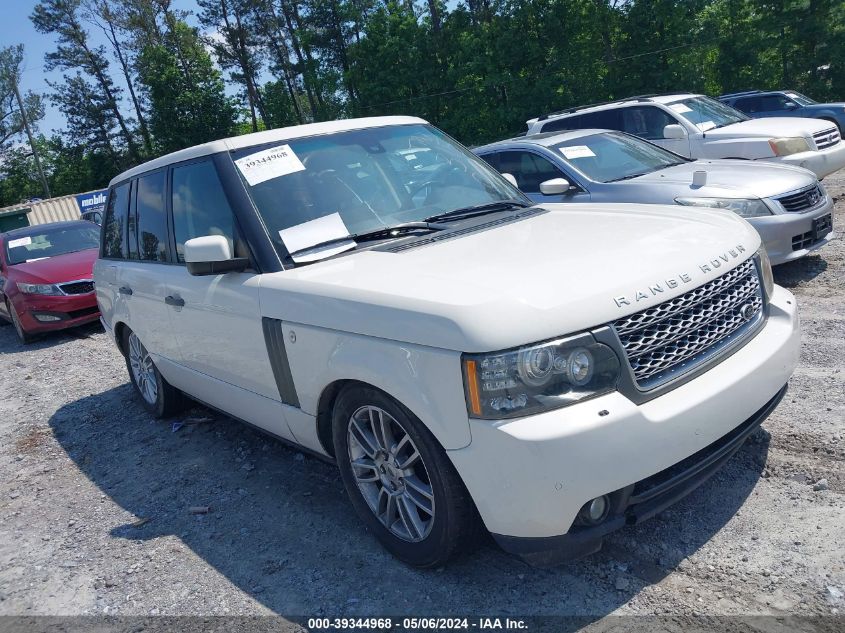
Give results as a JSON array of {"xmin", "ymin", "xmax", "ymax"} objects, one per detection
[
  {"xmin": 119, "ymin": 286, "xmax": 133, "ymax": 296},
  {"xmin": 164, "ymin": 295, "xmax": 185, "ymax": 307}
]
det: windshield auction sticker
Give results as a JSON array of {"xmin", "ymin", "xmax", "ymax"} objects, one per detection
[
  {"xmin": 279, "ymin": 212, "xmax": 356, "ymax": 263},
  {"xmin": 235, "ymin": 144, "xmax": 305, "ymax": 186},
  {"xmin": 669, "ymin": 103, "xmax": 693, "ymax": 113},
  {"xmin": 560, "ymin": 145, "xmax": 596, "ymax": 159},
  {"xmin": 7, "ymin": 237, "xmax": 32, "ymax": 249}
]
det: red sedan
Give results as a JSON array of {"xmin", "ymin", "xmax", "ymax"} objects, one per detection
[{"xmin": 0, "ymin": 221, "xmax": 101, "ymax": 344}]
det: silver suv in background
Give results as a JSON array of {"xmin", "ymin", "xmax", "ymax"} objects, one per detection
[
  {"xmin": 474, "ymin": 130, "xmax": 834, "ymax": 265},
  {"xmin": 525, "ymin": 94, "xmax": 845, "ymax": 179}
]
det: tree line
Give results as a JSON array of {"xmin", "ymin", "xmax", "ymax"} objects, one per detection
[{"xmin": 1, "ymin": 0, "xmax": 843, "ymax": 207}]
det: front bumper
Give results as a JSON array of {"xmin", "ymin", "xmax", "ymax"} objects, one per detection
[
  {"xmin": 14, "ymin": 293, "xmax": 100, "ymax": 333},
  {"xmin": 764, "ymin": 141, "xmax": 845, "ymax": 179},
  {"xmin": 750, "ymin": 197, "xmax": 834, "ymax": 265},
  {"xmin": 447, "ymin": 285, "xmax": 799, "ymax": 562},
  {"xmin": 493, "ymin": 385, "xmax": 785, "ymax": 566}
]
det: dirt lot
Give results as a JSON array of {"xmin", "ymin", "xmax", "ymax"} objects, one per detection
[{"xmin": 1, "ymin": 171, "xmax": 843, "ymax": 627}]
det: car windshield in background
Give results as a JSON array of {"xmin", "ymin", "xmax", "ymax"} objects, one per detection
[
  {"xmin": 786, "ymin": 92, "xmax": 816, "ymax": 106},
  {"xmin": 553, "ymin": 132, "xmax": 688, "ymax": 183},
  {"xmin": 230, "ymin": 124, "xmax": 523, "ymax": 261},
  {"xmin": 667, "ymin": 96, "xmax": 749, "ymax": 131},
  {"xmin": 4, "ymin": 224, "xmax": 100, "ymax": 266}
]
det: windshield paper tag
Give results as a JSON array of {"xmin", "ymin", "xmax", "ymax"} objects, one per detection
[
  {"xmin": 669, "ymin": 103, "xmax": 692, "ymax": 114},
  {"xmin": 560, "ymin": 145, "xmax": 595, "ymax": 159},
  {"xmin": 235, "ymin": 144, "xmax": 305, "ymax": 186},
  {"xmin": 696, "ymin": 120, "xmax": 716, "ymax": 131},
  {"xmin": 279, "ymin": 212, "xmax": 355, "ymax": 263},
  {"xmin": 7, "ymin": 237, "xmax": 32, "ymax": 249}
]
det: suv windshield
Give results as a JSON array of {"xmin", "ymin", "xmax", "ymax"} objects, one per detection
[
  {"xmin": 667, "ymin": 96, "xmax": 749, "ymax": 131},
  {"xmin": 230, "ymin": 124, "xmax": 524, "ymax": 261},
  {"xmin": 786, "ymin": 92, "xmax": 815, "ymax": 106},
  {"xmin": 553, "ymin": 132, "xmax": 688, "ymax": 183},
  {"xmin": 4, "ymin": 224, "xmax": 100, "ymax": 266}
]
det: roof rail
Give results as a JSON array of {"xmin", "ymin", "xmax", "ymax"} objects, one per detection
[
  {"xmin": 718, "ymin": 90, "xmax": 763, "ymax": 99},
  {"xmin": 535, "ymin": 92, "xmax": 690, "ymax": 122}
]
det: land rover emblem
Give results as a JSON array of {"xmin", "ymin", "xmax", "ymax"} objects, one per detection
[{"xmin": 739, "ymin": 303, "xmax": 756, "ymax": 320}]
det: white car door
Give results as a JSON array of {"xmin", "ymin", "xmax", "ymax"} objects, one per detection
[
  {"xmin": 162, "ymin": 159, "xmax": 295, "ymax": 441},
  {"xmin": 117, "ymin": 169, "xmax": 182, "ymax": 362}
]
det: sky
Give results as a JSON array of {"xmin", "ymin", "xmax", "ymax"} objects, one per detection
[{"xmin": 0, "ymin": 0, "xmax": 199, "ymax": 135}]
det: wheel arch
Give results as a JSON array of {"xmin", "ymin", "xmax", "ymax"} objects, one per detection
[{"xmin": 113, "ymin": 320, "xmax": 130, "ymax": 356}]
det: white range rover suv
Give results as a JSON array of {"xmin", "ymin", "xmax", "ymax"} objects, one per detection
[
  {"xmin": 94, "ymin": 116, "xmax": 800, "ymax": 567},
  {"xmin": 525, "ymin": 94, "xmax": 845, "ymax": 179}
]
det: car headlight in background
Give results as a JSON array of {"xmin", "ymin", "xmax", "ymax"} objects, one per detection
[
  {"xmin": 16, "ymin": 282, "xmax": 63, "ymax": 296},
  {"xmin": 768, "ymin": 137, "xmax": 811, "ymax": 156},
  {"xmin": 755, "ymin": 246, "xmax": 775, "ymax": 299},
  {"xmin": 675, "ymin": 197, "xmax": 772, "ymax": 218},
  {"xmin": 463, "ymin": 335, "xmax": 620, "ymax": 419}
]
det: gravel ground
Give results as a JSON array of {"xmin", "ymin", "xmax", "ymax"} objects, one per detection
[{"xmin": 0, "ymin": 170, "xmax": 843, "ymax": 627}]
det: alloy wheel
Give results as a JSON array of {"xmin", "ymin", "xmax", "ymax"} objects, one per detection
[
  {"xmin": 128, "ymin": 332, "xmax": 158, "ymax": 405},
  {"xmin": 347, "ymin": 405, "xmax": 435, "ymax": 542}
]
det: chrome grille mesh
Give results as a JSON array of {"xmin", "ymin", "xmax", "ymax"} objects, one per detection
[{"xmin": 613, "ymin": 259, "xmax": 763, "ymax": 386}]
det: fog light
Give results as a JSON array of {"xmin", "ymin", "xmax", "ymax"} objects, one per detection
[
  {"xmin": 578, "ymin": 495, "xmax": 610, "ymax": 525},
  {"xmin": 34, "ymin": 314, "xmax": 62, "ymax": 322}
]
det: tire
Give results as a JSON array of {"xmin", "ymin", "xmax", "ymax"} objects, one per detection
[
  {"xmin": 332, "ymin": 385, "xmax": 478, "ymax": 568},
  {"xmin": 122, "ymin": 327, "xmax": 186, "ymax": 418},
  {"xmin": 7, "ymin": 300, "xmax": 34, "ymax": 344}
]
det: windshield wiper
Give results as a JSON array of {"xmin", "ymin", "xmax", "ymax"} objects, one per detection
[
  {"xmin": 286, "ymin": 222, "xmax": 447, "ymax": 260},
  {"xmin": 424, "ymin": 199, "xmax": 530, "ymax": 223},
  {"xmin": 606, "ymin": 172, "xmax": 651, "ymax": 183}
]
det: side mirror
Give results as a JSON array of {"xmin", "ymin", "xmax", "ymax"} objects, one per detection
[
  {"xmin": 184, "ymin": 235, "xmax": 249, "ymax": 276},
  {"xmin": 784, "ymin": 101, "xmax": 799, "ymax": 110},
  {"xmin": 501, "ymin": 172, "xmax": 518, "ymax": 187},
  {"xmin": 663, "ymin": 124, "xmax": 687, "ymax": 139},
  {"xmin": 539, "ymin": 177, "xmax": 572, "ymax": 196}
]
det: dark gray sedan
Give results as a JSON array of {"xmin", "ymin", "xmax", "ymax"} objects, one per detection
[{"xmin": 474, "ymin": 129, "xmax": 834, "ymax": 265}]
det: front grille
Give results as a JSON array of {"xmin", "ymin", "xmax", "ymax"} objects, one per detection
[
  {"xmin": 775, "ymin": 184, "xmax": 825, "ymax": 213},
  {"xmin": 813, "ymin": 127, "xmax": 841, "ymax": 150},
  {"xmin": 612, "ymin": 259, "xmax": 763, "ymax": 388},
  {"xmin": 59, "ymin": 280, "xmax": 95, "ymax": 295}
]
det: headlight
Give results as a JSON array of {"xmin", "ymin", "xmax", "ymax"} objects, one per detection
[
  {"xmin": 768, "ymin": 137, "xmax": 811, "ymax": 156},
  {"xmin": 755, "ymin": 246, "xmax": 774, "ymax": 299},
  {"xmin": 17, "ymin": 282, "xmax": 63, "ymax": 296},
  {"xmin": 462, "ymin": 335, "xmax": 620, "ymax": 419},
  {"xmin": 675, "ymin": 197, "xmax": 772, "ymax": 218}
]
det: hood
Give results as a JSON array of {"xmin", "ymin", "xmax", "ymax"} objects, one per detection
[
  {"xmin": 10, "ymin": 248, "xmax": 98, "ymax": 284},
  {"xmin": 705, "ymin": 116, "xmax": 831, "ymax": 138},
  {"xmin": 631, "ymin": 159, "xmax": 817, "ymax": 199},
  {"xmin": 259, "ymin": 205, "xmax": 761, "ymax": 352}
]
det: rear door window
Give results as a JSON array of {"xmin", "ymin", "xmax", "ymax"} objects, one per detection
[
  {"xmin": 102, "ymin": 182, "xmax": 130, "ymax": 259},
  {"xmin": 135, "ymin": 171, "xmax": 169, "ymax": 262}
]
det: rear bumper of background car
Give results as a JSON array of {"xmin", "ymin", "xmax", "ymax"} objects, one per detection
[{"xmin": 14, "ymin": 293, "xmax": 100, "ymax": 333}]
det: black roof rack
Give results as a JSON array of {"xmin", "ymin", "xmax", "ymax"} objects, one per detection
[
  {"xmin": 718, "ymin": 90, "xmax": 764, "ymax": 99},
  {"xmin": 536, "ymin": 93, "xmax": 691, "ymax": 122}
]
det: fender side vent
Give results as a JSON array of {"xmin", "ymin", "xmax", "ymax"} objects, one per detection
[{"xmin": 262, "ymin": 317, "xmax": 300, "ymax": 408}]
